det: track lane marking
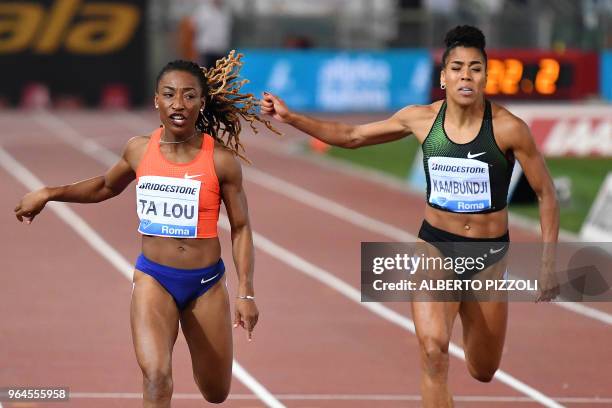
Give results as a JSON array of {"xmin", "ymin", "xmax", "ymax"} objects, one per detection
[{"xmin": 66, "ymin": 392, "xmax": 612, "ymax": 403}]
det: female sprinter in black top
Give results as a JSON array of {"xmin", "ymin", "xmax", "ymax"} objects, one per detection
[
  {"xmin": 261, "ymin": 26, "xmax": 559, "ymax": 407},
  {"xmin": 15, "ymin": 53, "xmax": 277, "ymax": 407}
]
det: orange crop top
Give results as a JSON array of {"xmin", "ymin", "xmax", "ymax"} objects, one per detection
[{"xmin": 135, "ymin": 128, "xmax": 220, "ymax": 239}]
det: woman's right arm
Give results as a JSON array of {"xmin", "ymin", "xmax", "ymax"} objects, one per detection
[
  {"xmin": 260, "ymin": 92, "xmax": 417, "ymax": 149},
  {"xmin": 14, "ymin": 137, "xmax": 144, "ymax": 223}
]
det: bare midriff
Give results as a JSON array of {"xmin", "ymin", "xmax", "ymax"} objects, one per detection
[
  {"xmin": 141, "ymin": 235, "xmax": 221, "ymax": 269},
  {"xmin": 424, "ymin": 205, "xmax": 508, "ymax": 238}
]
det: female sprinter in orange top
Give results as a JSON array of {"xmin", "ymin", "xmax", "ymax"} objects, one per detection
[
  {"xmin": 15, "ymin": 53, "xmax": 277, "ymax": 407},
  {"xmin": 261, "ymin": 26, "xmax": 559, "ymax": 406}
]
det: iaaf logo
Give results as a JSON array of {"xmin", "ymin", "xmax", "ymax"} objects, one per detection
[
  {"xmin": 534, "ymin": 118, "xmax": 612, "ymax": 157},
  {"xmin": 0, "ymin": 0, "xmax": 140, "ymax": 55}
]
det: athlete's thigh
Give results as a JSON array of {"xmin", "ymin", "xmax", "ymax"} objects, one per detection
[
  {"xmin": 131, "ymin": 269, "xmax": 180, "ymax": 373},
  {"xmin": 411, "ymin": 238, "xmax": 461, "ymax": 347},
  {"xmin": 179, "ymin": 276, "xmax": 233, "ymax": 391},
  {"xmin": 459, "ymin": 299, "xmax": 508, "ymax": 370}
]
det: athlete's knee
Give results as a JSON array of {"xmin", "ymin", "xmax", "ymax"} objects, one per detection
[
  {"xmin": 142, "ymin": 369, "xmax": 173, "ymax": 401},
  {"xmin": 194, "ymin": 376, "xmax": 230, "ymax": 404},
  {"xmin": 467, "ymin": 362, "xmax": 498, "ymax": 383},
  {"xmin": 203, "ymin": 390, "xmax": 229, "ymax": 404},
  {"xmin": 200, "ymin": 385, "xmax": 230, "ymax": 404},
  {"xmin": 419, "ymin": 336, "xmax": 450, "ymax": 374}
]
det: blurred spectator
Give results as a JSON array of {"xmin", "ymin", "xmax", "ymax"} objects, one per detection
[
  {"xmin": 20, "ymin": 83, "xmax": 51, "ymax": 110},
  {"xmin": 191, "ymin": 0, "xmax": 233, "ymax": 69},
  {"xmin": 177, "ymin": 17, "xmax": 197, "ymax": 61}
]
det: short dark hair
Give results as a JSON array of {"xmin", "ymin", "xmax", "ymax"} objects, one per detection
[{"xmin": 441, "ymin": 25, "xmax": 487, "ymax": 67}]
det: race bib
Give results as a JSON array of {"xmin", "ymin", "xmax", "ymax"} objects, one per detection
[
  {"xmin": 428, "ymin": 157, "xmax": 491, "ymax": 212},
  {"xmin": 136, "ymin": 176, "xmax": 201, "ymax": 238}
]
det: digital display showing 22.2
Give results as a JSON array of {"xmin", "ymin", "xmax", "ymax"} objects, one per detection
[{"xmin": 484, "ymin": 58, "xmax": 572, "ymax": 95}]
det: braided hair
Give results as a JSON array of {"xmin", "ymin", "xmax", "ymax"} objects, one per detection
[
  {"xmin": 155, "ymin": 51, "xmax": 280, "ymax": 162},
  {"xmin": 441, "ymin": 25, "xmax": 487, "ymax": 67}
]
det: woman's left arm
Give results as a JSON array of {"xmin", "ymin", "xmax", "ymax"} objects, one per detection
[
  {"xmin": 501, "ymin": 114, "xmax": 560, "ymax": 301},
  {"xmin": 502, "ymin": 115, "xmax": 559, "ymax": 243},
  {"xmin": 216, "ymin": 147, "xmax": 259, "ymax": 340}
]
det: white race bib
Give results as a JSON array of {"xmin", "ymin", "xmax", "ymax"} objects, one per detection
[
  {"xmin": 136, "ymin": 176, "xmax": 201, "ymax": 238},
  {"xmin": 428, "ymin": 157, "xmax": 491, "ymax": 212}
]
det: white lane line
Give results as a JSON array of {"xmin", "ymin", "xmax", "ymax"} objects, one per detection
[
  {"xmin": 0, "ymin": 146, "xmax": 285, "ymax": 408},
  {"xmin": 33, "ymin": 112, "xmax": 120, "ymax": 166},
  {"xmin": 67, "ymin": 392, "xmax": 612, "ymax": 403},
  {"xmin": 247, "ymin": 167, "xmax": 416, "ymax": 241},
  {"xmin": 553, "ymin": 302, "xmax": 612, "ymax": 326},
  {"xmin": 232, "ymin": 361, "xmax": 284, "ymax": 408},
  {"xmin": 36, "ymin": 112, "xmax": 563, "ymax": 407}
]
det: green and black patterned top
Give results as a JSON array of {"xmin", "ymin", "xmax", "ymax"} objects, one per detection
[{"xmin": 422, "ymin": 100, "xmax": 515, "ymax": 214}]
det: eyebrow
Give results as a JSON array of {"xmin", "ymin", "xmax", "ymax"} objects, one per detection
[
  {"xmin": 161, "ymin": 86, "xmax": 197, "ymax": 91},
  {"xmin": 450, "ymin": 60, "xmax": 483, "ymax": 66}
]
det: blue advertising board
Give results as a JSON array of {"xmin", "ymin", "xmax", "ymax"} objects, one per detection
[
  {"xmin": 240, "ymin": 50, "xmax": 432, "ymax": 112},
  {"xmin": 601, "ymin": 51, "xmax": 612, "ymax": 101}
]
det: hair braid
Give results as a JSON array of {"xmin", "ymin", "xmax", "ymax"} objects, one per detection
[{"xmin": 200, "ymin": 51, "xmax": 280, "ymax": 162}]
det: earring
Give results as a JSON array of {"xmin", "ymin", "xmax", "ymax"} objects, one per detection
[
  {"xmin": 440, "ymin": 83, "xmax": 446, "ymax": 90},
  {"xmin": 155, "ymin": 104, "xmax": 159, "ymax": 109}
]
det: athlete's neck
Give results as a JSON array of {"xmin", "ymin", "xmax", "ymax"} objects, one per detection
[
  {"xmin": 445, "ymin": 98, "xmax": 485, "ymax": 128},
  {"xmin": 160, "ymin": 128, "xmax": 200, "ymax": 146}
]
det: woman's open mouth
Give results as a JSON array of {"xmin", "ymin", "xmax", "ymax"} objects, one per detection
[{"xmin": 169, "ymin": 113, "xmax": 187, "ymax": 126}]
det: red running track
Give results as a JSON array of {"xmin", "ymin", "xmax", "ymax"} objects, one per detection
[{"xmin": 0, "ymin": 110, "xmax": 611, "ymax": 407}]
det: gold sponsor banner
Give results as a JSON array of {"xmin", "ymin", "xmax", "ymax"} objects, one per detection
[
  {"xmin": 0, "ymin": 0, "xmax": 146, "ymax": 106},
  {"xmin": 0, "ymin": 0, "xmax": 140, "ymax": 55}
]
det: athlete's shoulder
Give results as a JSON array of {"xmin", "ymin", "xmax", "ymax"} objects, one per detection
[
  {"xmin": 390, "ymin": 101, "xmax": 441, "ymax": 140},
  {"xmin": 396, "ymin": 101, "xmax": 441, "ymax": 121},
  {"xmin": 124, "ymin": 135, "xmax": 150, "ymax": 156},
  {"xmin": 126, "ymin": 135, "xmax": 151, "ymax": 148},
  {"xmin": 491, "ymin": 102, "xmax": 527, "ymax": 130},
  {"xmin": 490, "ymin": 103, "xmax": 533, "ymax": 152},
  {"xmin": 491, "ymin": 103, "xmax": 529, "ymax": 133},
  {"xmin": 213, "ymin": 141, "xmax": 242, "ymax": 183},
  {"xmin": 123, "ymin": 135, "xmax": 151, "ymax": 169},
  {"xmin": 213, "ymin": 140, "xmax": 238, "ymax": 161}
]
